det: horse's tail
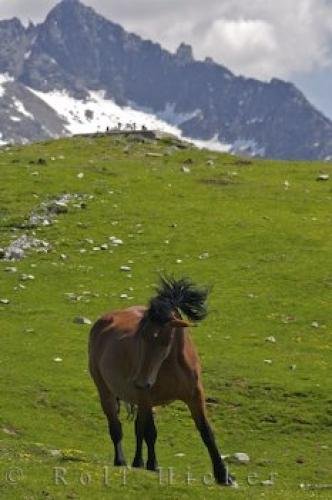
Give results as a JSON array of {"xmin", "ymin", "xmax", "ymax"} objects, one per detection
[{"xmin": 148, "ymin": 276, "xmax": 209, "ymax": 324}]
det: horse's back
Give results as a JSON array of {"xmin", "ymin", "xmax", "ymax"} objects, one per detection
[{"xmin": 89, "ymin": 306, "xmax": 145, "ymax": 383}]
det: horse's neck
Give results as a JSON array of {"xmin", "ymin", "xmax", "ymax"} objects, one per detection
[{"xmin": 170, "ymin": 327, "xmax": 187, "ymax": 360}]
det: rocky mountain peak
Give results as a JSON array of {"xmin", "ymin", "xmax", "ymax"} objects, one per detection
[
  {"xmin": 1, "ymin": 0, "xmax": 332, "ymax": 160},
  {"xmin": 175, "ymin": 43, "xmax": 194, "ymax": 64},
  {"xmin": 45, "ymin": 0, "xmax": 96, "ymax": 23}
]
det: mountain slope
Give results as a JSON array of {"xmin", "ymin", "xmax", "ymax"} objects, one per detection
[
  {"xmin": 1, "ymin": 0, "xmax": 332, "ymax": 160},
  {"xmin": 0, "ymin": 134, "xmax": 331, "ymax": 498}
]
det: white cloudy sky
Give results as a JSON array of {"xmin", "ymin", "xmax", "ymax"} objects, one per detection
[{"xmin": 1, "ymin": 0, "xmax": 332, "ymax": 117}]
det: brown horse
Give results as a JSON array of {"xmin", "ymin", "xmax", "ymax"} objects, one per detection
[{"xmin": 89, "ymin": 277, "xmax": 234, "ymax": 486}]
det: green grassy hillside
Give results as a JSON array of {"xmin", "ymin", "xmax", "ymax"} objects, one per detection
[{"xmin": 0, "ymin": 134, "xmax": 331, "ymax": 499}]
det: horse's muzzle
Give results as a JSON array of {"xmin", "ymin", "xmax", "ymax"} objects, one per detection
[{"xmin": 134, "ymin": 381, "xmax": 152, "ymax": 390}]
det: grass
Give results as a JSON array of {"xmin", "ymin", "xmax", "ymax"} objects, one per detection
[{"xmin": 0, "ymin": 134, "xmax": 331, "ymax": 499}]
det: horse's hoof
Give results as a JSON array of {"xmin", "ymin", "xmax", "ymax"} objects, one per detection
[
  {"xmin": 114, "ymin": 459, "xmax": 127, "ymax": 467},
  {"xmin": 227, "ymin": 474, "xmax": 238, "ymax": 487},
  {"xmin": 146, "ymin": 461, "xmax": 159, "ymax": 472},
  {"xmin": 215, "ymin": 472, "xmax": 237, "ymax": 487},
  {"xmin": 132, "ymin": 458, "xmax": 144, "ymax": 468}
]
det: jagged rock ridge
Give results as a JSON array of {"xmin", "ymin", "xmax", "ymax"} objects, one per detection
[{"xmin": 0, "ymin": 0, "xmax": 332, "ymax": 160}]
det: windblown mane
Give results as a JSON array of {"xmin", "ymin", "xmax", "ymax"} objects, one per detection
[{"xmin": 147, "ymin": 276, "xmax": 209, "ymax": 324}]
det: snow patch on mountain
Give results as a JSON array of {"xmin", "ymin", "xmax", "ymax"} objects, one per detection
[
  {"xmin": 0, "ymin": 132, "xmax": 6, "ymax": 146},
  {"xmin": 28, "ymin": 88, "xmax": 231, "ymax": 152},
  {"xmin": 13, "ymin": 99, "xmax": 34, "ymax": 119},
  {"xmin": 0, "ymin": 73, "xmax": 14, "ymax": 97},
  {"xmin": 192, "ymin": 135, "xmax": 231, "ymax": 153},
  {"xmin": 29, "ymin": 89, "xmax": 181, "ymax": 135},
  {"xmin": 157, "ymin": 102, "xmax": 202, "ymax": 126}
]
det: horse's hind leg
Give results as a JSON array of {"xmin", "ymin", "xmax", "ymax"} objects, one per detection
[{"xmin": 93, "ymin": 373, "xmax": 126, "ymax": 466}]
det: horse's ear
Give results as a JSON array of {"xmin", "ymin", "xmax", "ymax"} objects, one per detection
[{"xmin": 169, "ymin": 318, "xmax": 192, "ymax": 328}]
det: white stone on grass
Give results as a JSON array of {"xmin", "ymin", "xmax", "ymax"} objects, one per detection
[
  {"xmin": 199, "ymin": 252, "xmax": 209, "ymax": 260},
  {"xmin": 232, "ymin": 452, "xmax": 250, "ymax": 464},
  {"xmin": 181, "ymin": 165, "xmax": 190, "ymax": 173},
  {"xmin": 73, "ymin": 316, "xmax": 92, "ymax": 325},
  {"xmin": 316, "ymin": 174, "xmax": 329, "ymax": 181}
]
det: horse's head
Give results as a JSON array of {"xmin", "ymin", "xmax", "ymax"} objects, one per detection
[
  {"xmin": 133, "ymin": 276, "xmax": 208, "ymax": 390},
  {"xmin": 134, "ymin": 315, "xmax": 190, "ymax": 390}
]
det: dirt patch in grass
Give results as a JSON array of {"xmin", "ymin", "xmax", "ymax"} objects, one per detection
[{"xmin": 200, "ymin": 176, "xmax": 237, "ymax": 186}]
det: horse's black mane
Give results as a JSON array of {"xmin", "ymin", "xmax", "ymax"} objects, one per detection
[{"xmin": 147, "ymin": 276, "xmax": 209, "ymax": 325}]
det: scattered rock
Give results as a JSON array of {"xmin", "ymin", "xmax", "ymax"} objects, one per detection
[
  {"xmin": 49, "ymin": 449, "xmax": 62, "ymax": 458},
  {"xmin": 4, "ymin": 267, "xmax": 17, "ymax": 273},
  {"xmin": 289, "ymin": 364, "xmax": 297, "ymax": 370},
  {"xmin": 264, "ymin": 359, "xmax": 272, "ymax": 364},
  {"xmin": 77, "ymin": 172, "xmax": 84, "ymax": 179},
  {"xmin": 231, "ymin": 452, "xmax": 250, "ymax": 464},
  {"xmin": 198, "ymin": 252, "xmax": 209, "ymax": 260},
  {"xmin": 120, "ymin": 293, "xmax": 128, "ymax": 299},
  {"xmin": 316, "ymin": 173, "xmax": 329, "ymax": 181},
  {"xmin": 311, "ymin": 321, "xmax": 320, "ymax": 328},
  {"xmin": 261, "ymin": 479, "xmax": 275, "ymax": 486},
  {"xmin": 265, "ymin": 336, "xmax": 276, "ymax": 343},
  {"xmin": 100, "ymin": 244, "xmax": 108, "ymax": 250},
  {"xmin": 109, "ymin": 236, "xmax": 123, "ymax": 246},
  {"xmin": 20, "ymin": 274, "xmax": 35, "ymax": 281},
  {"xmin": 120, "ymin": 266, "xmax": 131, "ymax": 272},
  {"xmin": 48, "ymin": 201, "xmax": 68, "ymax": 214},
  {"xmin": 206, "ymin": 159, "xmax": 214, "ymax": 166},
  {"xmin": 0, "ymin": 299, "xmax": 10, "ymax": 304},
  {"xmin": 73, "ymin": 316, "xmax": 92, "ymax": 325},
  {"xmin": 181, "ymin": 165, "xmax": 190, "ymax": 173},
  {"xmin": 53, "ymin": 357, "xmax": 63, "ymax": 362},
  {"xmin": 26, "ymin": 193, "xmax": 87, "ymax": 228},
  {"xmin": 206, "ymin": 397, "xmax": 219, "ymax": 405},
  {"xmin": 2, "ymin": 426, "xmax": 19, "ymax": 436},
  {"xmin": 146, "ymin": 152, "xmax": 163, "ymax": 158}
]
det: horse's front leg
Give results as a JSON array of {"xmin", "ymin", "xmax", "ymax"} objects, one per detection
[
  {"xmin": 186, "ymin": 385, "xmax": 235, "ymax": 486},
  {"xmin": 132, "ymin": 409, "xmax": 145, "ymax": 468},
  {"xmin": 144, "ymin": 409, "xmax": 158, "ymax": 471},
  {"xmin": 132, "ymin": 406, "xmax": 158, "ymax": 471}
]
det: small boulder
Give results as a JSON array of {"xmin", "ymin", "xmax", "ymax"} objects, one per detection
[
  {"xmin": 181, "ymin": 165, "xmax": 190, "ymax": 173},
  {"xmin": 316, "ymin": 173, "xmax": 329, "ymax": 181},
  {"xmin": 73, "ymin": 316, "xmax": 92, "ymax": 325},
  {"xmin": 230, "ymin": 452, "xmax": 250, "ymax": 464}
]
